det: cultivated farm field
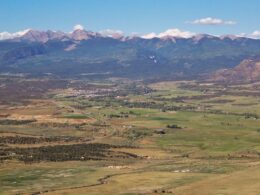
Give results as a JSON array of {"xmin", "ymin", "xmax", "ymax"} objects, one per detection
[{"xmin": 0, "ymin": 77, "xmax": 259, "ymax": 195}]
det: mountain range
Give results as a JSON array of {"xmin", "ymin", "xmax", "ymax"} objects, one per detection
[{"xmin": 1, "ymin": 29, "xmax": 260, "ymax": 81}]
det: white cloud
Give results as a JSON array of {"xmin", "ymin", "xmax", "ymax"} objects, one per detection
[
  {"xmin": 190, "ymin": 17, "xmax": 236, "ymax": 25},
  {"xmin": 142, "ymin": 29, "xmax": 195, "ymax": 39},
  {"xmin": 14, "ymin": 29, "xmax": 31, "ymax": 36},
  {"xmin": 73, "ymin": 24, "xmax": 84, "ymax": 31},
  {"xmin": 142, "ymin": 32, "xmax": 157, "ymax": 39},
  {"xmin": 99, "ymin": 29, "xmax": 124, "ymax": 38},
  {"xmin": 0, "ymin": 29, "xmax": 31, "ymax": 40},
  {"xmin": 158, "ymin": 29, "xmax": 195, "ymax": 38},
  {"xmin": 0, "ymin": 32, "xmax": 12, "ymax": 40},
  {"xmin": 237, "ymin": 33, "xmax": 247, "ymax": 37},
  {"xmin": 232, "ymin": 31, "xmax": 260, "ymax": 39},
  {"xmin": 251, "ymin": 30, "xmax": 260, "ymax": 39}
]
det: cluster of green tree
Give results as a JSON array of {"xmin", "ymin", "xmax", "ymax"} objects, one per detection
[
  {"xmin": 30, "ymin": 122, "xmax": 86, "ymax": 129},
  {"xmin": 121, "ymin": 101, "xmax": 196, "ymax": 111},
  {"xmin": 0, "ymin": 136, "xmax": 88, "ymax": 144},
  {"xmin": 1, "ymin": 143, "xmax": 138, "ymax": 163},
  {"xmin": 166, "ymin": 124, "xmax": 182, "ymax": 129},
  {"xmin": 204, "ymin": 110, "xmax": 259, "ymax": 119},
  {"xmin": 126, "ymin": 129, "xmax": 152, "ymax": 140},
  {"xmin": 244, "ymin": 113, "xmax": 258, "ymax": 119},
  {"xmin": 0, "ymin": 119, "xmax": 36, "ymax": 125},
  {"xmin": 108, "ymin": 112, "xmax": 129, "ymax": 118}
]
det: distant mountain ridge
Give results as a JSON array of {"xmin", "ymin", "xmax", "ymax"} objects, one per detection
[
  {"xmin": 1, "ymin": 29, "xmax": 253, "ymax": 42},
  {"xmin": 8, "ymin": 29, "xmax": 101, "ymax": 42},
  {"xmin": 0, "ymin": 28, "xmax": 260, "ymax": 80}
]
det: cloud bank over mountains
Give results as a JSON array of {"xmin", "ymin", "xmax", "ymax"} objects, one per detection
[
  {"xmin": 0, "ymin": 29, "xmax": 31, "ymax": 40},
  {"xmin": 0, "ymin": 23, "xmax": 260, "ymax": 40},
  {"xmin": 99, "ymin": 29, "xmax": 124, "ymax": 39},
  {"xmin": 141, "ymin": 29, "xmax": 195, "ymax": 39},
  {"xmin": 251, "ymin": 31, "xmax": 260, "ymax": 39}
]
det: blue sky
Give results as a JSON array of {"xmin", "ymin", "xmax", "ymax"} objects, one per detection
[{"xmin": 0, "ymin": 0, "xmax": 259, "ymax": 36}]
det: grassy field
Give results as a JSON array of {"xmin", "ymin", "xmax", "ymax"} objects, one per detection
[{"xmin": 0, "ymin": 79, "xmax": 259, "ymax": 194}]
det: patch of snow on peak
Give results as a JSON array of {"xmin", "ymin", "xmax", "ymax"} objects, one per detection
[
  {"xmin": 99, "ymin": 29, "xmax": 124, "ymax": 39},
  {"xmin": 0, "ymin": 29, "xmax": 31, "ymax": 40},
  {"xmin": 142, "ymin": 29, "xmax": 195, "ymax": 39},
  {"xmin": 220, "ymin": 34, "xmax": 239, "ymax": 40},
  {"xmin": 192, "ymin": 34, "xmax": 217, "ymax": 43}
]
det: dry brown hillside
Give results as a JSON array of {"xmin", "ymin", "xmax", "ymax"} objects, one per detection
[{"xmin": 210, "ymin": 57, "xmax": 260, "ymax": 83}]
